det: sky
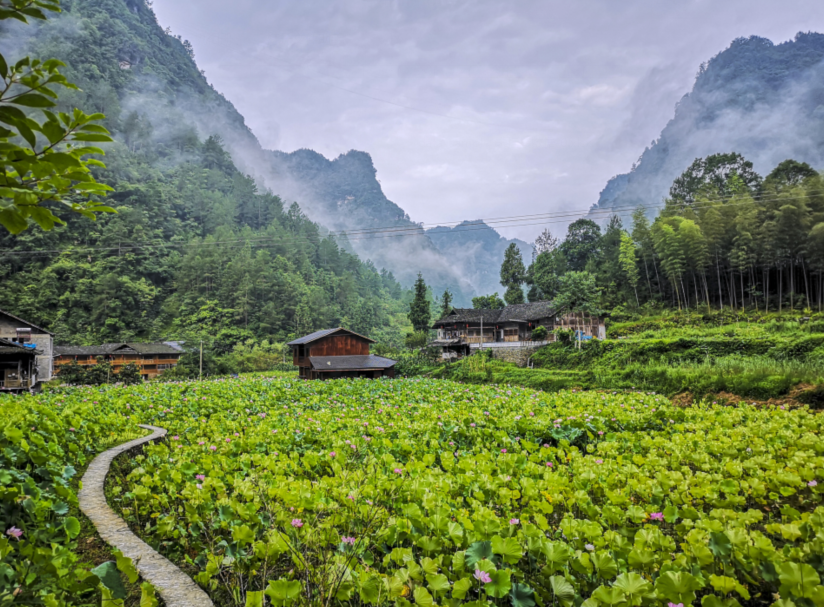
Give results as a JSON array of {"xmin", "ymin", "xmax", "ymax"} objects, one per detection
[{"xmin": 153, "ymin": 0, "xmax": 824, "ymax": 241}]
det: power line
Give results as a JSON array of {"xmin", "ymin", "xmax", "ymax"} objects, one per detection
[{"xmin": 0, "ymin": 190, "xmax": 816, "ymax": 260}]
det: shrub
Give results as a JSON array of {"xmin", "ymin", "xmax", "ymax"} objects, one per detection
[{"xmin": 531, "ymin": 325, "xmax": 548, "ymax": 340}]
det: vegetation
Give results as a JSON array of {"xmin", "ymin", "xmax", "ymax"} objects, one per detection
[
  {"xmin": 0, "ymin": 389, "xmax": 159, "ymax": 604},
  {"xmin": 0, "ymin": 0, "xmax": 115, "ymax": 234},
  {"xmin": 520, "ymin": 155, "xmax": 824, "ymax": 315},
  {"xmin": 4, "ymin": 377, "xmax": 824, "ymax": 607},
  {"xmin": 436, "ymin": 310, "xmax": 824, "ymax": 401}
]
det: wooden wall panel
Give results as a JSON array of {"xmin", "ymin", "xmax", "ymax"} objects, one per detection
[{"xmin": 309, "ymin": 335, "xmax": 370, "ymax": 357}]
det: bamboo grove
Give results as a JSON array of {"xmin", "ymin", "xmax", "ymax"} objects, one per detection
[{"xmin": 526, "ymin": 155, "xmax": 824, "ymax": 313}]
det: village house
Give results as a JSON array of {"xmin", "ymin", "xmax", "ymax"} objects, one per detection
[
  {"xmin": 54, "ymin": 342, "xmax": 184, "ymax": 381},
  {"xmin": 0, "ymin": 309, "xmax": 54, "ymax": 391},
  {"xmin": 431, "ymin": 301, "xmax": 606, "ymax": 360},
  {"xmin": 288, "ymin": 328, "xmax": 396, "ymax": 380}
]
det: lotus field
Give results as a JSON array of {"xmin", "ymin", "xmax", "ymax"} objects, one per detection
[{"xmin": 3, "ymin": 378, "xmax": 824, "ymax": 607}]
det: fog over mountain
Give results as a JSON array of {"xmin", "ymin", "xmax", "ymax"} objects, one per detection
[{"xmin": 591, "ymin": 33, "xmax": 824, "ymax": 218}]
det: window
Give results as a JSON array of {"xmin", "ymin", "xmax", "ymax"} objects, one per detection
[{"xmin": 297, "ymin": 345, "xmax": 306, "ymax": 359}]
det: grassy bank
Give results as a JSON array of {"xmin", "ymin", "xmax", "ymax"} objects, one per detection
[{"xmin": 432, "ymin": 310, "xmax": 824, "ymax": 402}]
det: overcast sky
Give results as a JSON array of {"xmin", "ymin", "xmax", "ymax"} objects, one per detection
[{"xmin": 153, "ymin": 0, "xmax": 824, "ymax": 240}]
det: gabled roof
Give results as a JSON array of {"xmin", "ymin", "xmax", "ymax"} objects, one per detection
[
  {"xmin": 54, "ymin": 342, "xmax": 183, "ymax": 356},
  {"xmin": 0, "ymin": 337, "xmax": 42, "ymax": 355},
  {"xmin": 432, "ymin": 301, "xmax": 562, "ymax": 327},
  {"xmin": 0, "ymin": 308, "xmax": 54, "ymax": 335},
  {"xmin": 308, "ymin": 354, "xmax": 396, "ymax": 370},
  {"xmin": 288, "ymin": 327, "xmax": 375, "ymax": 346}
]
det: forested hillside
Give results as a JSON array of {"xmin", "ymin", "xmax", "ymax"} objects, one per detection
[
  {"xmin": 592, "ymin": 33, "xmax": 824, "ymax": 215},
  {"xmin": 0, "ymin": 0, "xmax": 411, "ymax": 347},
  {"xmin": 0, "ymin": 0, "xmax": 490, "ymax": 303}
]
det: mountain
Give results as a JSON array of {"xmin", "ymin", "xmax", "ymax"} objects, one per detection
[
  {"xmin": 425, "ymin": 222, "xmax": 532, "ymax": 297},
  {"xmin": 591, "ymin": 32, "xmax": 824, "ymax": 216},
  {"xmin": 1, "ymin": 0, "xmax": 503, "ymax": 304}
]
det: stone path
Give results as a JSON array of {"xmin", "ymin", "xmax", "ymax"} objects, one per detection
[{"xmin": 79, "ymin": 424, "xmax": 215, "ymax": 607}]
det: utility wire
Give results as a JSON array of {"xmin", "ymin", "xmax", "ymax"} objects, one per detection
[{"xmin": 0, "ymin": 190, "xmax": 816, "ymax": 259}]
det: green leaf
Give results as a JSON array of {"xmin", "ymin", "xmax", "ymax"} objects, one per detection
[
  {"xmin": 0, "ymin": 53, "xmax": 7, "ymax": 79},
  {"xmin": 654, "ymin": 571, "xmax": 703, "ymax": 605},
  {"xmin": 140, "ymin": 583, "xmax": 159, "ymax": 607},
  {"xmin": 360, "ymin": 574, "xmax": 383, "ymax": 604},
  {"xmin": 232, "ymin": 524, "xmax": 256, "ymax": 546},
  {"xmin": 592, "ymin": 585, "xmax": 626, "ymax": 606},
  {"xmin": 427, "ymin": 573, "xmax": 451, "ymax": 595},
  {"xmin": 466, "ymin": 540, "xmax": 494, "ymax": 567},
  {"xmin": 70, "ymin": 132, "xmax": 113, "ymax": 142},
  {"xmin": 613, "ymin": 573, "xmax": 653, "ymax": 606},
  {"xmin": 43, "ymin": 152, "xmax": 81, "ymax": 171},
  {"xmin": 492, "ymin": 535, "xmax": 524, "ymax": 564},
  {"xmin": 485, "ymin": 569, "xmax": 512, "ymax": 598},
  {"xmin": 592, "ymin": 551, "xmax": 618, "ymax": 580},
  {"xmin": 10, "ymin": 93, "xmax": 55, "ymax": 108},
  {"xmin": 544, "ymin": 541, "xmax": 573, "ymax": 572},
  {"xmin": 709, "ymin": 532, "xmax": 732, "ymax": 558},
  {"xmin": 663, "ymin": 504, "xmax": 679, "ymax": 523},
  {"xmin": 91, "ymin": 561, "xmax": 127, "ymax": 600},
  {"xmin": 549, "ymin": 576, "xmax": 575, "ymax": 607},
  {"xmin": 453, "ymin": 577, "xmax": 472, "ymax": 600},
  {"xmin": 778, "ymin": 562, "xmax": 821, "ymax": 600},
  {"xmin": 414, "ymin": 586, "xmax": 435, "ymax": 607},
  {"xmin": 114, "ymin": 551, "xmax": 139, "ymax": 584},
  {"xmin": 245, "ymin": 590, "xmax": 264, "ymax": 607},
  {"xmin": 265, "ymin": 580, "xmax": 302, "ymax": 607},
  {"xmin": 64, "ymin": 516, "xmax": 81, "ymax": 538},
  {"xmin": 510, "ymin": 583, "xmax": 536, "ymax": 607}
]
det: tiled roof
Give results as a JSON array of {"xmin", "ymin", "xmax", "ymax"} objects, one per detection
[
  {"xmin": 0, "ymin": 308, "xmax": 54, "ymax": 335},
  {"xmin": 433, "ymin": 301, "xmax": 561, "ymax": 326},
  {"xmin": 288, "ymin": 328, "xmax": 375, "ymax": 346},
  {"xmin": 308, "ymin": 354, "xmax": 396, "ymax": 370},
  {"xmin": 54, "ymin": 343, "xmax": 182, "ymax": 356},
  {"xmin": 0, "ymin": 337, "xmax": 42, "ymax": 355}
]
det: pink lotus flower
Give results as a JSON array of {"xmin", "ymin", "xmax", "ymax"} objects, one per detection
[
  {"xmin": 209, "ymin": 446, "xmax": 217, "ymax": 451},
  {"xmin": 5, "ymin": 527, "xmax": 23, "ymax": 540},
  {"xmin": 171, "ymin": 435, "xmax": 179, "ymax": 440},
  {"xmin": 501, "ymin": 449, "xmax": 507, "ymax": 453},
  {"xmin": 198, "ymin": 441, "xmax": 205, "ymax": 445},
  {"xmin": 225, "ymin": 438, "xmax": 231, "ymax": 443},
  {"xmin": 668, "ymin": 603, "xmax": 684, "ymax": 607},
  {"xmin": 329, "ymin": 451, "xmax": 336, "ymax": 457},
  {"xmin": 474, "ymin": 569, "xmax": 492, "ymax": 584},
  {"xmin": 470, "ymin": 423, "xmax": 476, "ymax": 427},
  {"xmin": 650, "ymin": 512, "xmax": 664, "ymax": 521},
  {"xmin": 809, "ymin": 480, "xmax": 818, "ymax": 487},
  {"xmin": 546, "ymin": 462, "xmax": 553, "ymax": 467},
  {"xmin": 595, "ymin": 459, "xmax": 603, "ymax": 464},
  {"xmin": 196, "ymin": 475, "xmax": 205, "ymax": 481},
  {"xmin": 291, "ymin": 519, "xmax": 303, "ymax": 528},
  {"xmin": 509, "ymin": 518, "xmax": 519, "ymax": 525},
  {"xmin": 393, "ymin": 468, "xmax": 403, "ymax": 474},
  {"xmin": 196, "ymin": 484, "xmax": 203, "ymax": 490}
]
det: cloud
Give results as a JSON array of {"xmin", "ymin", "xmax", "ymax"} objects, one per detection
[{"xmin": 150, "ymin": 0, "xmax": 824, "ymax": 241}]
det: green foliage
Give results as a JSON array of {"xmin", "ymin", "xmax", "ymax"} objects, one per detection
[
  {"xmin": 0, "ymin": 0, "xmax": 115, "ymax": 234},
  {"xmin": 409, "ymin": 272, "xmax": 432, "ymax": 332},
  {"xmin": 473, "ymin": 293, "xmax": 505, "ymax": 310},
  {"xmin": 6, "ymin": 376, "xmax": 824, "ymax": 605},
  {"xmin": 531, "ymin": 325, "xmax": 548, "ymax": 340},
  {"xmin": 500, "ymin": 242, "xmax": 526, "ymax": 292},
  {"xmin": 555, "ymin": 271, "xmax": 601, "ymax": 315},
  {"xmin": 117, "ymin": 362, "xmax": 142, "ymax": 385}
]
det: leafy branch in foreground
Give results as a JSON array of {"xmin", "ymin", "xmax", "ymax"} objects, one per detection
[{"xmin": 0, "ymin": 0, "xmax": 115, "ymax": 234}]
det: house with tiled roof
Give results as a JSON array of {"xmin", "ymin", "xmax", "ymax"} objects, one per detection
[
  {"xmin": 0, "ymin": 308, "xmax": 54, "ymax": 390},
  {"xmin": 430, "ymin": 301, "xmax": 605, "ymax": 360},
  {"xmin": 54, "ymin": 342, "xmax": 183, "ymax": 381},
  {"xmin": 287, "ymin": 328, "xmax": 396, "ymax": 380}
]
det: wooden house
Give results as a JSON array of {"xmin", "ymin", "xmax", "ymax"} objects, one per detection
[
  {"xmin": 54, "ymin": 342, "xmax": 183, "ymax": 381},
  {"xmin": 431, "ymin": 301, "xmax": 605, "ymax": 359},
  {"xmin": 0, "ymin": 308, "xmax": 54, "ymax": 389},
  {"xmin": 288, "ymin": 328, "xmax": 396, "ymax": 380}
]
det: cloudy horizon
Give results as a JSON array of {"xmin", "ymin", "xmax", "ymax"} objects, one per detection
[{"xmin": 152, "ymin": 0, "xmax": 824, "ymax": 241}]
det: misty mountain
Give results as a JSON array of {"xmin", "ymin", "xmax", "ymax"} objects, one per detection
[
  {"xmin": 592, "ymin": 32, "xmax": 824, "ymax": 216},
  {"xmin": 425, "ymin": 222, "xmax": 532, "ymax": 297},
  {"xmin": 1, "ymin": 0, "xmax": 501, "ymax": 304}
]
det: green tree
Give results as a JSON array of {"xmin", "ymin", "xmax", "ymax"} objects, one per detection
[
  {"xmin": 619, "ymin": 231, "xmax": 640, "ymax": 306},
  {"xmin": 559, "ymin": 219, "xmax": 601, "ymax": 271},
  {"xmin": 668, "ymin": 152, "xmax": 761, "ymax": 207},
  {"xmin": 500, "ymin": 242, "xmax": 526, "ymax": 304},
  {"xmin": 439, "ymin": 288, "xmax": 453, "ymax": 318},
  {"xmin": 0, "ymin": 0, "xmax": 115, "ymax": 234},
  {"xmin": 472, "ymin": 293, "xmax": 505, "ymax": 310},
  {"xmin": 530, "ymin": 248, "xmax": 567, "ymax": 300},
  {"xmin": 555, "ymin": 271, "xmax": 601, "ymax": 315},
  {"xmin": 408, "ymin": 272, "xmax": 431, "ymax": 333},
  {"xmin": 117, "ymin": 362, "xmax": 142, "ymax": 385},
  {"xmin": 807, "ymin": 223, "xmax": 824, "ymax": 312}
]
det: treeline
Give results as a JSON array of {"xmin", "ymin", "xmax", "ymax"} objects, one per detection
[
  {"xmin": 508, "ymin": 154, "xmax": 824, "ymax": 313},
  {"xmin": 0, "ymin": 135, "xmax": 411, "ymax": 348}
]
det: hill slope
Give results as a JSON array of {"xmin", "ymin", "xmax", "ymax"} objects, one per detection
[
  {"xmin": 1, "ymin": 0, "xmax": 507, "ymax": 303},
  {"xmin": 592, "ymin": 33, "xmax": 824, "ymax": 215}
]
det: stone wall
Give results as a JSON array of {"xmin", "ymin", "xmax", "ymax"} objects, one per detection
[{"xmin": 485, "ymin": 345, "xmax": 543, "ymax": 367}]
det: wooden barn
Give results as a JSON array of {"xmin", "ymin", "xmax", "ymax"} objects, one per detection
[{"xmin": 288, "ymin": 328, "xmax": 396, "ymax": 380}]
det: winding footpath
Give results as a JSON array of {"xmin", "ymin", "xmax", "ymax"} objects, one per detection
[{"xmin": 79, "ymin": 424, "xmax": 215, "ymax": 607}]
